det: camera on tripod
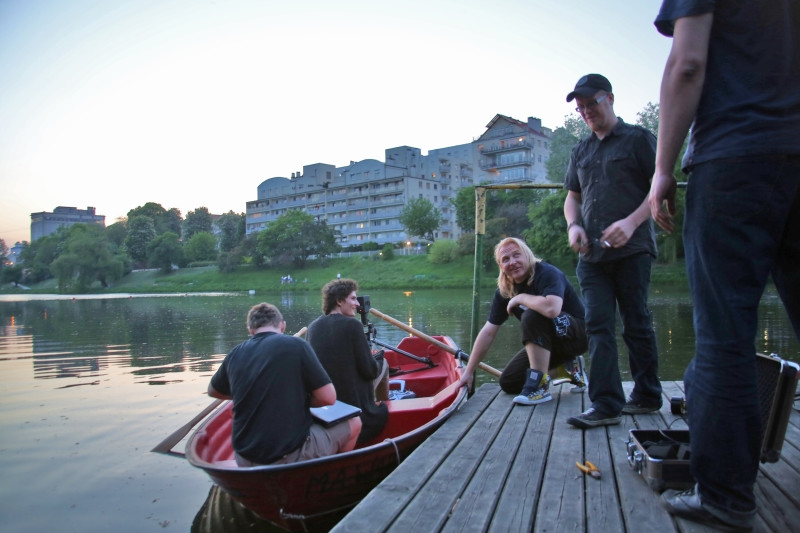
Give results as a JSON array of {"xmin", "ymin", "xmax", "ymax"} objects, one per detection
[{"xmin": 356, "ymin": 295, "xmax": 371, "ymax": 326}]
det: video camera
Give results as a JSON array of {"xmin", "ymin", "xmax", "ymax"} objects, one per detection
[{"xmin": 356, "ymin": 295, "xmax": 371, "ymax": 326}]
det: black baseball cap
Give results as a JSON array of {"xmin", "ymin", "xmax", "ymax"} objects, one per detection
[{"xmin": 566, "ymin": 74, "xmax": 612, "ymax": 102}]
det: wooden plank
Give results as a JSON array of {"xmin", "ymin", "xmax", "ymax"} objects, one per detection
[
  {"xmin": 755, "ymin": 473, "xmax": 800, "ymax": 533},
  {"xmin": 530, "ymin": 385, "xmax": 589, "ymax": 533},
  {"xmin": 442, "ymin": 390, "xmax": 540, "ymax": 532},
  {"xmin": 390, "ymin": 387, "xmax": 513, "ymax": 531},
  {"xmin": 329, "ymin": 385, "xmax": 500, "ymax": 533}
]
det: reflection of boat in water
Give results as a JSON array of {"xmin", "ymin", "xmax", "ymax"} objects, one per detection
[
  {"xmin": 185, "ymin": 334, "xmax": 467, "ymax": 532},
  {"xmin": 192, "ymin": 484, "xmax": 283, "ymax": 533}
]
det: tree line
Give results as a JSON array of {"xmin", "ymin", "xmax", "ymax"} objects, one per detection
[{"xmin": 2, "ymin": 101, "xmax": 685, "ymax": 291}]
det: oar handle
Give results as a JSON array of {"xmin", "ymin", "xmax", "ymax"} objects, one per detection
[{"xmin": 368, "ymin": 308, "xmax": 502, "ymax": 378}]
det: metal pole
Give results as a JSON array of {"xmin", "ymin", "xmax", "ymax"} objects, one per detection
[{"xmin": 470, "ymin": 186, "xmax": 487, "ymax": 349}]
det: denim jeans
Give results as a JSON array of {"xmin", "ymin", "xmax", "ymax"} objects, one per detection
[
  {"xmin": 683, "ymin": 155, "xmax": 800, "ymax": 517},
  {"xmin": 576, "ymin": 252, "xmax": 661, "ymax": 415}
]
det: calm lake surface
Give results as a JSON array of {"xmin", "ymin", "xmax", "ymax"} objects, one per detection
[{"xmin": 1, "ymin": 287, "xmax": 797, "ymax": 532}]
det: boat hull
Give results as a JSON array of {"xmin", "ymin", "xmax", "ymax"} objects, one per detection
[{"xmin": 186, "ymin": 335, "xmax": 467, "ymax": 531}]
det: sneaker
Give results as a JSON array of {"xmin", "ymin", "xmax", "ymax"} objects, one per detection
[
  {"xmin": 662, "ymin": 484, "xmax": 754, "ymax": 532},
  {"xmin": 621, "ymin": 398, "xmax": 662, "ymax": 414},
  {"xmin": 566, "ymin": 355, "xmax": 588, "ymax": 393},
  {"xmin": 513, "ymin": 371, "xmax": 551, "ymax": 405},
  {"xmin": 566, "ymin": 407, "xmax": 621, "ymax": 428}
]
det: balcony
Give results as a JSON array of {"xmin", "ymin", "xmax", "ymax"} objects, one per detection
[{"xmin": 479, "ymin": 138, "xmax": 534, "ymax": 154}]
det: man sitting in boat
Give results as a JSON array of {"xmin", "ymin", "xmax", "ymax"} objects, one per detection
[
  {"xmin": 307, "ymin": 279, "xmax": 390, "ymax": 445},
  {"xmin": 208, "ymin": 302, "xmax": 361, "ymax": 466},
  {"xmin": 458, "ymin": 237, "xmax": 588, "ymax": 405}
]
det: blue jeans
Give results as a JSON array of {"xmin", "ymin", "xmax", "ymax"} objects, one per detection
[
  {"xmin": 683, "ymin": 155, "xmax": 800, "ymax": 517},
  {"xmin": 576, "ymin": 253, "xmax": 661, "ymax": 415}
]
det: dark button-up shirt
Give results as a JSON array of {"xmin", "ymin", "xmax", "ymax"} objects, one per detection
[{"xmin": 563, "ymin": 119, "xmax": 657, "ymax": 263}]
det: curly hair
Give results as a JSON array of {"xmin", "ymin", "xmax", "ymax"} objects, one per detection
[
  {"xmin": 247, "ymin": 302, "xmax": 284, "ymax": 331},
  {"xmin": 321, "ymin": 278, "xmax": 359, "ymax": 314},
  {"xmin": 495, "ymin": 237, "xmax": 540, "ymax": 299}
]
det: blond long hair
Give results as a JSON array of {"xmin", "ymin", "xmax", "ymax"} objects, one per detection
[{"xmin": 495, "ymin": 237, "xmax": 540, "ymax": 299}]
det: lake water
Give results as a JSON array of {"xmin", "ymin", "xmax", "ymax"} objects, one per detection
[{"xmin": 0, "ymin": 287, "xmax": 797, "ymax": 532}]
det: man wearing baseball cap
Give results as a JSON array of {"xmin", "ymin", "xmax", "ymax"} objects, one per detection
[{"xmin": 562, "ymin": 73, "xmax": 663, "ymax": 429}]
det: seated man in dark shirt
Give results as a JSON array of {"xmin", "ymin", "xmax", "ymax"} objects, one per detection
[
  {"xmin": 307, "ymin": 279, "xmax": 389, "ymax": 445},
  {"xmin": 208, "ymin": 302, "xmax": 361, "ymax": 466}
]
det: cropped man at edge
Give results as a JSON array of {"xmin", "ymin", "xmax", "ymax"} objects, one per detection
[
  {"xmin": 307, "ymin": 278, "xmax": 389, "ymax": 445},
  {"xmin": 650, "ymin": 1, "xmax": 799, "ymax": 531},
  {"xmin": 208, "ymin": 302, "xmax": 361, "ymax": 466},
  {"xmin": 563, "ymin": 73, "xmax": 663, "ymax": 429}
]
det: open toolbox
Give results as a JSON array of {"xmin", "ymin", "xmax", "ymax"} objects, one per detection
[{"xmin": 626, "ymin": 352, "xmax": 799, "ymax": 492}]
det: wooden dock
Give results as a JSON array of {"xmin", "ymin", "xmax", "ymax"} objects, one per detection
[{"xmin": 332, "ymin": 381, "xmax": 800, "ymax": 532}]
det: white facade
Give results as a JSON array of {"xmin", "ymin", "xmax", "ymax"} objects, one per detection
[{"xmin": 245, "ymin": 115, "xmax": 551, "ymax": 247}]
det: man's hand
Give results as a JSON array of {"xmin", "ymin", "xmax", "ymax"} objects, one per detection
[{"xmin": 649, "ymin": 171, "xmax": 678, "ymax": 233}]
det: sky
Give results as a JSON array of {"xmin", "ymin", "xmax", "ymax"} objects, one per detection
[{"xmin": 0, "ymin": 0, "xmax": 674, "ymax": 245}]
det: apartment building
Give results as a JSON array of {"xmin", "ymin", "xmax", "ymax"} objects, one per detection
[
  {"xmin": 245, "ymin": 114, "xmax": 551, "ymax": 248},
  {"xmin": 30, "ymin": 206, "xmax": 105, "ymax": 241}
]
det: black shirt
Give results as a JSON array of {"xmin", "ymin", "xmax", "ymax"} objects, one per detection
[{"xmin": 563, "ymin": 119, "xmax": 657, "ymax": 263}]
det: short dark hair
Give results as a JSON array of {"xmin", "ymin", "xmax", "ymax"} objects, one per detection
[
  {"xmin": 321, "ymin": 278, "xmax": 358, "ymax": 314},
  {"xmin": 247, "ymin": 303, "xmax": 283, "ymax": 331}
]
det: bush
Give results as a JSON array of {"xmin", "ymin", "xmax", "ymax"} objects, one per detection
[
  {"xmin": 380, "ymin": 243, "xmax": 395, "ymax": 261},
  {"xmin": 429, "ymin": 239, "xmax": 458, "ymax": 264}
]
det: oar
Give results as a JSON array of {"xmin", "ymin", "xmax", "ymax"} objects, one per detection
[
  {"xmin": 368, "ymin": 308, "xmax": 503, "ymax": 378},
  {"xmin": 151, "ymin": 326, "xmax": 309, "ymax": 455}
]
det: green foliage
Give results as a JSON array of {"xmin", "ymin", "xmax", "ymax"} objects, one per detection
[
  {"xmin": 399, "ymin": 197, "xmax": 442, "ymax": 241},
  {"xmin": 523, "ymin": 190, "xmax": 573, "ymax": 265},
  {"xmin": 183, "ymin": 207, "xmax": 213, "ymax": 241},
  {"xmin": 2, "ymin": 264, "xmax": 23, "ymax": 285},
  {"xmin": 19, "ymin": 229, "xmax": 65, "ymax": 283},
  {"xmin": 428, "ymin": 239, "xmax": 458, "ymax": 264},
  {"xmin": 49, "ymin": 224, "xmax": 127, "ymax": 291},
  {"xmin": 362, "ymin": 241, "xmax": 380, "ymax": 252},
  {"xmin": 380, "ymin": 243, "xmax": 395, "ymax": 261},
  {"xmin": 105, "ymin": 222, "xmax": 127, "ymax": 247},
  {"xmin": 216, "ymin": 211, "xmax": 245, "ymax": 252},
  {"xmin": 183, "ymin": 231, "xmax": 218, "ymax": 263},
  {"xmin": 127, "ymin": 203, "xmax": 182, "ymax": 235},
  {"xmin": 147, "ymin": 231, "xmax": 183, "ymax": 273},
  {"xmin": 256, "ymin": 209, "xmax": 341, "ymax": 268},
  {"xmin": 125, "ymin": 216, "xmax": 157, "ymax": 267}
]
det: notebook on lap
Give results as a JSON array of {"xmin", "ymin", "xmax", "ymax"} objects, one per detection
[{"xmin": 310, "ymin": 400, "xmax": 361, "ymax": 427}]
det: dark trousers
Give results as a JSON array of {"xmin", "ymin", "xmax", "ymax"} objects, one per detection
[
  {"xmin": 576, "ymin": 252, "xmax": 661, "ymax": 416},
  {"xmin": 498, "ymin": 311, "xmax": 587, "ymax": 394},
  {"xmin": 683, "ymin": 155, "xmax": 800, "ymax": 517}
]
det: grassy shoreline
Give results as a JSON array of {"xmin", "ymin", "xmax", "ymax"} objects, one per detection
[{"xmin": 3, "ymin": 254, "xmax": 690, "ymax": 295}]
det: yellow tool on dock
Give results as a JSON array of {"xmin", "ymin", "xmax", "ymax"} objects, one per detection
[{"xmin": 576, "ymin": 460, "xmax": 601, "ymax": 479}]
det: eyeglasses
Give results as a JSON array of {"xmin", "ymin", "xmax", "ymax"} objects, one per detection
[{"xmin": 575, "ymin": 94, "xmax": 608, "ymax": 114}]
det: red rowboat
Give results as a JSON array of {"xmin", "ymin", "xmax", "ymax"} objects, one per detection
[{"xmin": 185, "ymin": 334, "xmax": 467, "ymax": 531}]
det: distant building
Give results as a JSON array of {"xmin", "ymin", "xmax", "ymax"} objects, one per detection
[
  {"xmin": 245, "ymin": 114, "xmax": 552, "ymax": 247},
  {"xmin": 6, "ymin": 242, "xmax": 25, "ymax": 266},
  {"xmin": 30, "ymin": 206, "xmax": 105, "ymax": 241}
]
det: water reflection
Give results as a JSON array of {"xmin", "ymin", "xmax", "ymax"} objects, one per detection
[{"xmin": 192, "ymin": 485, "xmax": 284, "ymax": 533}]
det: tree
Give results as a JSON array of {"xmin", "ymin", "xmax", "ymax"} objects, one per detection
[
  {"xmin": 183, "ymin": 207, "xmax": 213, "ymax": 241},
  {"xmin": 19, "ymin": 230, "xmax": 65, "ymax": 283},
  {"xmin": 523, "ymin": 190, "xmax": 574, "ymax": 266},
  {"xmin": 127, "ymin": 203, "xmax": 182, "ymax": 236},
  {"xmin": 216, "ymin": 211, "xmax": 245, "ymax": 252},
  {"xmin": 183, "ymin": 231, "xmax": 218, "ymax": 263},
  {"xmin": 105, "ymin": 221, "xmax": 127, "ymax": 248},
  {"xmin": 399, "ymin": 197, "xmax": 443, "ymax": 242},
  {"xmin": 0, "ymin": 238, "xmax": 7, "ymax": 268},
  {"xmin": 256, "ymin": 210, "xmax": 340, "ymax": 268},
  {"xmin": 49, "ymin": 224, "xmax": 127, "ymax": 291},
  {"xmin": 125, "ymin": 216, "xmax": 157, "ymax": 267},
  {"xmin": 147, "ymin": 231, "xmax": 183, "ymax": 273},
  {"xmin": 1, "ymin": 264, "xmax": 23, "ymax": 286}
]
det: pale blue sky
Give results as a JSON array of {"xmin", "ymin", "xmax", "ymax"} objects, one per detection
[{"xmin": 0, "ymin": 0, "xmax": 672, "ymax": 244}]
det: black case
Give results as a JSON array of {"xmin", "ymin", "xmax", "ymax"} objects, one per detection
[{"xmin": 626, "ymin": 352, "xmax": 799, "ymax": 492}]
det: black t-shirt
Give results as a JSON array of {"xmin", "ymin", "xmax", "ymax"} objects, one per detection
[
  {"xmin": 487, "ymin": 261, "xmax": 585, "ymax": 325},
  {"xmin": 210, "ymin": 332, "xmax": 331, "ymax": 464}
]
